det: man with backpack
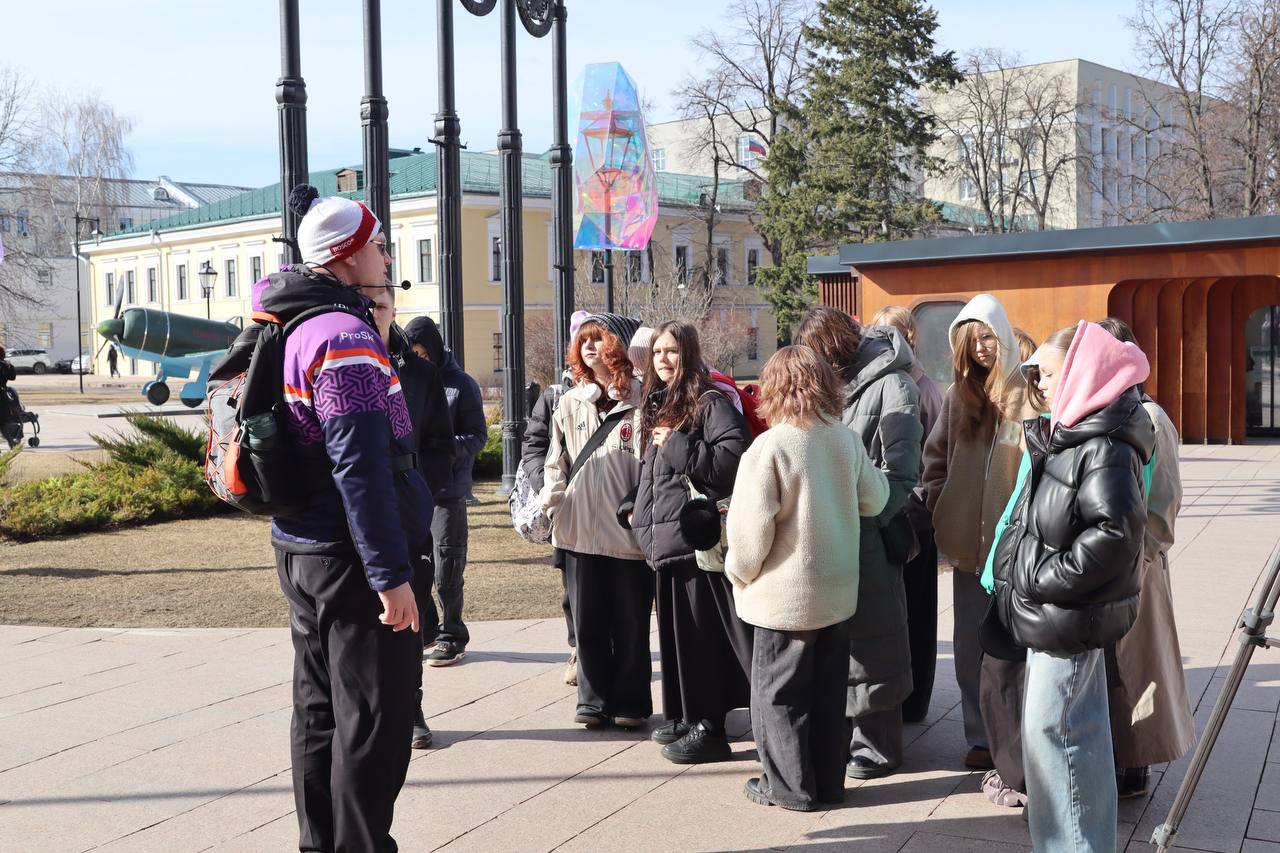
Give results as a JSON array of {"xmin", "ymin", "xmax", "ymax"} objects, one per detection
[
  {"xmin": 259, "ymin": 186, "xmax": 431, "ymax": 853},
  {"xmin": 402, "ymin": 315, "xmax": 486, "ymax": 668}
]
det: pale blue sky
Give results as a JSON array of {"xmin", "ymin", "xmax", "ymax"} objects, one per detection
[{"xmin": 8, "ymin": 1, "xmax": 1139, "ymax": 187}]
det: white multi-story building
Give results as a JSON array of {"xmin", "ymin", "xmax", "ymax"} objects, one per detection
[
  {"xmin": 0, "ymin": 174, "xmax": 250, "ymax": 362},
  {"xmin": 921, "ymin": 59, "xmax": 1184, "ymax": 230}
]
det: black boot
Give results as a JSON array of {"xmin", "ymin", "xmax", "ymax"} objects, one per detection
[
  {"xmin": 660, "ymin": 720, "xmax": 732, "ymax": 764},
  {"xmin": 412, "ymin": 689, "xmax": 433, "ymax": 749}
]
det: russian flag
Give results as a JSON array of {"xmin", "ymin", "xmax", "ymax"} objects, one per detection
[{"xmin": 747, "ymin": 138, "xmax": 767, "ymax": 157}]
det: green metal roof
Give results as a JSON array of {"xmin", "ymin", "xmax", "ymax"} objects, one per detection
[{"xmin": 106, "ymin": 150, "xmax": 756, "ymax": 240}]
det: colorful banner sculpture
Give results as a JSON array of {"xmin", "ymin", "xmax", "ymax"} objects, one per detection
[{"xmin": 570, "ymin": 62, "xmax": 658, "ymax": 251}]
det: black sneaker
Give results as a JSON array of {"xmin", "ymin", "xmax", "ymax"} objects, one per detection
[
  {"xmin": 660, "ymin": 721, "xmax": 732, "ymax": 765},
  {"xmin": 426, "ymin": 642, "xmax": 465, "ymax": 667},
  {"xmin": 846, "ymin": 755, "xmax": 893, "ymax": 780},
  {"xmin": 574, "ymin": 710, "xmax": 609, "ymax": 728},
  {"xmin": 651, "ymin": 720, "xmax": 691, "ymax": 745}
]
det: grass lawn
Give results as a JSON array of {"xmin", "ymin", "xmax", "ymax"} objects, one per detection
[{"xmin": 0, "ymin": 478, "xmax": 565, "ymax": 628}]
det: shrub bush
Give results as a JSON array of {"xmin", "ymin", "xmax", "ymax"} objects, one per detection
[
  {"xmin": 0, "ymin": 454, "xmax": 220, "ymax": 539},
  {"xmin": 0, "ymin": 413, "xmax": 221, "ymax": 540},
  {"xmin": 474, "ymin": 425, "xmax": 503, "ymax": 479}
]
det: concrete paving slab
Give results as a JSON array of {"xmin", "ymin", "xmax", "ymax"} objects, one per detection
[{"xmin": 3, "ymin": 444, "xmax": 1280, "ymax": 852}]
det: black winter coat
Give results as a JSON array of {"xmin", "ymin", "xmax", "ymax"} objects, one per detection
[
  {"xmin": 521, "ymin": 384, "xmax": 563, "ymax": 493},
  {"xmin": 389, "ymin": 326, "xmax": 457, "ymax": 495},
  {"xmin": 993, "ymin": 387, "xmax": 1156, "ymax": 655},
  {"xmin": 622, "ymin": 389, "xmax": 748, "ymax": 571}
]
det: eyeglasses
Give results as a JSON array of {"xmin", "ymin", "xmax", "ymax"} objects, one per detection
[{"xmin": 369, "ymin": 238, "xmax": 390, "ymax": 257}]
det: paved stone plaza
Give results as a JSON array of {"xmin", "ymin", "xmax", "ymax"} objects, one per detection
[{"xmin": 3, "ymin": 444, "xmax": 1280, "ymax": 851}]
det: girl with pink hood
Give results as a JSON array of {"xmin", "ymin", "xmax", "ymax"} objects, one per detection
[{"xmin": 989, "ymin": 321, "xmax": 1154, "ymax": 852}]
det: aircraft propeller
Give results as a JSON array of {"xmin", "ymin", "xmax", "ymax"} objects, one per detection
[{"xmin": 94, "ymin": 285, "xmax": 127, "ymax": 358}]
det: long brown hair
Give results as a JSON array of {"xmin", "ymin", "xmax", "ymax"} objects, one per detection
[
  {"xmin": 757, "ymin": 346, "xmax": 845, "ymax": 427},
  {"xmin": 950, "ymin": 320, "xmax": 1009, "ymax": 437},
  {"xmin": 641, "ymin": 321, "xmax": 711, "ymax": 446},
  {"xmin": 567, "ymin": 322, "xmax": 633, "ymax": 401},
  {"xmin": 795, "ymin": 306, "xmax": 863, "ymax": 376}
]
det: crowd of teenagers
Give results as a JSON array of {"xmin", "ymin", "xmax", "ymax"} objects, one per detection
[{"xmin": 259, "ymin": 189, "xmax": 1193, "ymax": 853}]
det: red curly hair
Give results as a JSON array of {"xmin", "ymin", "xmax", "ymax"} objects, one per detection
[{"xmin": 568, "ymin": 322, "xmax": 634, "ymax": 401}]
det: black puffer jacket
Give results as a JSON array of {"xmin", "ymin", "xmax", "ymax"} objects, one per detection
[
  {"xmin": 622, "ymin": 389, "xmax": 748, "ymax": 571},
  {"xmin": 389, "ymin": 325, "xmax": 457, "ymax": 495},
  {"xmin": 993, "ymin": 387, "xmax": 1155, "ymax": 655}
]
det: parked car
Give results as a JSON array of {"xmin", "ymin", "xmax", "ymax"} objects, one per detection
[
  {"xmin": 7, "ymin": 348, "xmax": 53, "ymax": 375},
  {"xmin": 54, "ymin": 353, "xmax": 93, "ymax": 374}
]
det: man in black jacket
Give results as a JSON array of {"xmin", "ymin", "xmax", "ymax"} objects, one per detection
[
  {"xmin": 362, "ymin": 284, "xmax": 457, "ymax": 749},
  {"xmin": 403, "ymin": 315, "xmax": 487, "ymax": 667}
]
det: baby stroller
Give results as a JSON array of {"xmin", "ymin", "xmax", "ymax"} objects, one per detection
[{"xmin": 0, "ymin": 385, "xmax": 39, "ymax": 448}]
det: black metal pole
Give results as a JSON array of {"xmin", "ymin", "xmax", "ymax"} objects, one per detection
[
  {"xmin": 497, "ymin": 0, "xmax": 526, "ymax": 494},
  {"xmin": 603, "ymin": 248, "xmax": 615, "ymax": 312},
  {"xmin": 435, "ymin": 0, "xmax": 467, "ymax": 366},
  {"xmin": 361, "ymin": 0, "xmax": 391, "ymax": 232},
  {"xmin": 549, "ymin": 0, "xmax": 573, "ymax": 379},
  {"xmin": 276, "ymin": 0, "xmax": 309, "ymax": 262},
  {"xmin": 72, "ymin": 224, "xmax": 83, "ymax": 395}
]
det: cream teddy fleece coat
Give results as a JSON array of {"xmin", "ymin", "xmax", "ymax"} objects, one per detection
[{"xmin": 725, "ymin": 419, "xmax": 890, "ymax": 631}]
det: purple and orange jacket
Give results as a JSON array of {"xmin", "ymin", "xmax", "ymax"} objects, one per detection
[{"xmin": 254, "ymin": 269, "xmax": 432, "ymax": 591}]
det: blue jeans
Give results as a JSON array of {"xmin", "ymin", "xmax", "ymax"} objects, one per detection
[{"xmin": 1023, "ymin": 647, "xmax": 1117, "ymax": 852}]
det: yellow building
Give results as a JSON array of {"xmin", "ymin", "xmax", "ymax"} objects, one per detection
[{"xmin": 84, "ymin": 150, "xmax": 776, "ymax": 386}]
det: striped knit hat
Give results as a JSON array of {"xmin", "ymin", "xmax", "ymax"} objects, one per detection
[
  {"xmin": 581, "ymin": 313, "xmax": 642, "ymax": 351},
  {"xmin": 290, "ymin": 185, "xmax": 382, "ymax": 266}
]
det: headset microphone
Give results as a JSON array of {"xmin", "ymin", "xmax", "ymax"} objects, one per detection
[{"xmin": 400, "ymin": 280, "xmax": 412, "ymax": 290}]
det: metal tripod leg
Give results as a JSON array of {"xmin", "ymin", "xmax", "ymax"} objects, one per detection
[{"xmin": 1152, "ymin": 541, "xmax": 1280, "ymax": 850}]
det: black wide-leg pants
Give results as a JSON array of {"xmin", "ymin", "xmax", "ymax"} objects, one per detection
[
  {"xmin": 656, "ymin": 559, "xmax": 753, "ymax": 730},
  {"xmin": 276, "ymin": 549, "xmax": 420, "ymax": 853},
  {"xmin": 564, "ymin": 550, "xmax": 654, "ymax": 718},
  {"xmin": 751, "ymin": 619, "xmax": 851, "ymax": 809}
]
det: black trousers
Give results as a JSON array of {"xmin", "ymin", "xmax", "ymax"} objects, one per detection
[
  {"xmin": 980, "ymin": 654, "xmax": 1028, "ymax": 792},
  {"xmin": 555, "ymin": 548, "xmax": 575, "ymax": 648},
  {"xmin": 901, "ymin": 527, "xmax": 939, "ymax": 723},
  {"xmin": 750, "ymin": 619, "xmax": 851, "ymax": 809},
  {"xmin": 564, "ymin": 550, "xmax": 654, "ymax": 718},
  {"xmin": 276, "ymin": 549, "xmax": 420, "ymax": 853},
  {"xmin": 656, "ymin": 559, "xmax": 753, "ymax": 730}
]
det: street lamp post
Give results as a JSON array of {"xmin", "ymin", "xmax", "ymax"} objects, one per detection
[
  {"xmin": 548, "ymin": 1, "xmax": 573, "ymax": 378},
  {"xmin": 197, "ymin": 261, "xmax": 217, "ymax": 320},
  {"xmin": 277, "ymin": 0, "xmax": 309, "ymax": 261},
  {"xmin": 361, "ymin": 0, "xmax": 391, "ymax": 230},
  {"xmin": 71, "ymin": 214, "xmax": 100, "ymax": 395},
  {"xmin": 442, "ymin": 0, "xmax": 559, "ymax": 493}
]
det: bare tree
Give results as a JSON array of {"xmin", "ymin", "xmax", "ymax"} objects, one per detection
[
  {"xmin": 574, "ymin": 242, "xmax": 756, "ymax": 374},
  {"xmin": 1126, "ymin": 0, "xmax": 1237, "ymax": 219},
  {"xmin": 1011, "ymin": 66, "xmax": 1082, "ymax": 229},
  {"xmin": 0, "ymin": 83, "xmax": 133, "ymax": 317},
  {"xmin": 924, "ymin": 50, "xmax": 1080, "ymax": 232},
  {"xmin": 1229, "ymin": 0, "xmax": 1280, "ymax": 214},
  {"xmin": 688, "ymin": 0, "xmax": 812, "ymax": 180}
]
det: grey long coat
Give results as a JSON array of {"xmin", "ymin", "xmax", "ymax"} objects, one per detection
[{"xmin": 841, "ymin": 326, "xmax": 923, "ymax": 716}]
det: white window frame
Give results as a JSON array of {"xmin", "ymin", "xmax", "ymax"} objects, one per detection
[
  {"xmin": 175, "ymin": 263, "xmax": 188, "ymax": 301},
  {"xmin": 735, "ymin": 136, "xmax": 758, "ymax": 171},
  {"xmin": 624, "ymin": 249, "xmax": 648, "ymax": 284},
  {"xmin": 652, "ymin": 147, "xmax": 666, "ymax": 172}
]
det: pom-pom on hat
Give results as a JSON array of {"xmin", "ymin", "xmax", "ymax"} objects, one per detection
[{"xmin": 289, "ymin": 184, "xmax": 382, "ymax": 266}]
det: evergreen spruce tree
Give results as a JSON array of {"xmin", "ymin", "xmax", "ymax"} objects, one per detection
[{"xmin": 757, "ymin": 0, "xmax": 960, "ymax": 332}]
